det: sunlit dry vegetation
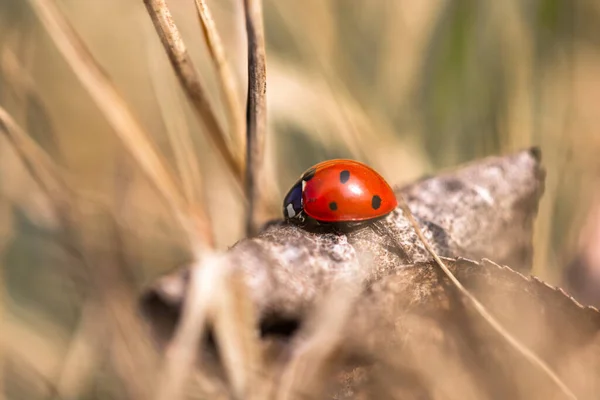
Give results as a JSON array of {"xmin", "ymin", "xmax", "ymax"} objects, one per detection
[{"xmin": 2, "ymin": 0, "xmax": 600, "ymax": 399}]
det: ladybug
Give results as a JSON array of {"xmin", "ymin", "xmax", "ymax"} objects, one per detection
[{"xmin": 283, "ymin": 159, "xmax": 398, "ymax": 224}]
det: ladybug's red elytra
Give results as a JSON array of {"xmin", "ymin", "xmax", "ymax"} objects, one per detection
[{"xmin": 283, "ymin": 159, "xmax": 398, "ymax": 223}]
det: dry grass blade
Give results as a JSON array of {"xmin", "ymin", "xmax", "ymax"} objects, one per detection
[
  {"xmin": 243, "ymin": 0, "xmax": 268, "ymax": 236},
  {"xmin": 147, "ymin": 32, "xmax": 202, "ymax": 206},
  {"xmin": 395, "ymin": 195, "xmax": 578, "ymax": 400},
  {"xmin": 26, "ymin": 0, "xmax": 204, "ymax": 246},
  {"xmin": 0, "ymin": 261, "xmax": 3, "ymax": 398},
  {"xmin": 1, "ymin": 47, "xmax": 37, "ymax": 107},
  {"xmin": 143, "ymin": 0, "xmax": 244, "ymax": 186},
  {"xmin": 268, "ymin": 3, "xmax": 402, "ymax": 167},
  {"xmin": 155, "ymin": 254, "xmax": 260, "ymax": 400},
  {"xmin": 145, "ymin": 24, "xmax": 214, "ymax": 246},
  {"xmin": 4, "ymin": 315, "xmax": 66, "ymax": 386},
  {"xmin": 0, "ymin": 107, "xmax": 156, "ymax": 399},
  {"xmin": 1, "ymin": 44, "xmax": 33, "ymax": 400},
  {"xmin": 2, "ymin": 29, "xmax": 35, "ymax": 129},
  {"xmin": 6, "ymin": 353, "xmax": 64, "ymax": 399},
  {"xmin": 154, "ymin": 255, "xmax": 221, "ymax": 400},
  {"xmin": 277, "ymin": 276, "xmax": 362, "ymax": 400},
  {"xmin": 0, "ymin": 106, "xmax": 70, "ymax": 209},
  {"xmin": 55, "ymin": 302, "xmax": 106, "ymax": 399},
  {"xmin": 211, "ymin": 266, "xmax": 261, "ymax": 399},
  {"xmin": 0, "ymin": 205, "xmax": 11, "ymax": 400},
  {"xmin": 193, "ymin": 0, "xmax": 245, "ymax": 155}
]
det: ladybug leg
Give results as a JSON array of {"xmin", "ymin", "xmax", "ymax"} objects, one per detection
[
  {"xmin": 300, "ymin": 214, "xmax": 324, "ymax": 230},
  {"xmin": 285, "ymin": 211, "xmax": 308, "ymax": 226},
  {"xmin": 297, "ymin": 212, "xmax": 306, "ymax": 224},
  {"xmin": 328, "ymin": 221, "xmax": 368, "ymax": 234}
]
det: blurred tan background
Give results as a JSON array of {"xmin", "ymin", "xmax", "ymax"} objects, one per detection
[{"xmin": 2, "ymin": 0, "xmax": 600, "ymax": 398}]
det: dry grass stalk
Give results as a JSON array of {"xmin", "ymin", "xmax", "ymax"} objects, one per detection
[
  {"xmin": 147, "ymin": 34, "xmax": 202, "ymax": 206},
  {"xmin": 210, "ymin": 266, "xmax": 261, "ymax": 399},
  {"xmin": 55, "ymin": 302, "xmax": 106, "ymax": 399},
  {"xmin": 1, "ymin": 47, "xmax": 37, "ymax": 107},
  {"xmin": 0, "ymin": 205, "xmax": 11, "ymax": 400},
  {"xmin": 0, "ymin": 259, "xmax": 3, "ymax": 398},
  {"xmin": 145, "ymin": 25, "xmax": 214, "ymax": 246},
  {"xmin": 243, "ymin": 0, "xmax": 268, "ymax": 236},
  {"xmin": 395, "ymin": 195, "xmax": 578, "ymax": 400},
  {"xmin": 27, "ymin": 0, "xmax": 209, "ymax": 247},
  {"xmin": 106, "ymin": 302, "xmax": 157, "ymax": 400},
  {"xmin": 154, "ymin": 254, "xmax": 221, "ymax": 400},
  {"xmin": 4, "ymin": 315, "xmax": 66, "ymax": 384},
  {"xmin": 0, "ymin": 106, "xmax": 156, "ymax": 399},
  {"xmin": 155, "ymin": 253, "xmax": 262, "ymax": 400},
  {"xmin": 2, "ymin": 29, "xmax": 37, "ymax": 128},
  {"xmin": 267, "ymin": 3, "xmax": 395, "ymax": 163},
  {"xmin": 7, "ymin": 353, "xmax": 64, "ymax": 399},
  {"xmin": 0, "ymin": 106, "xmax": 71, "ymax": 211},
  {"xmin": 0, "ymin": 43, "xmax": 22, "ymax": 399},
  {"xmin": 83, "ymin": 211, "xmax": 159, "ymax": 400},
  {"xmin": 193, "ymin": 0, "xmax": 246, "ymax": 155},
  {"xmin": 277, "ymin": 276, "xmax": 363, "ymax": 400},
  {"xmin": 143, "ymin": 0, "xmax": 244, "ymax": 186}
]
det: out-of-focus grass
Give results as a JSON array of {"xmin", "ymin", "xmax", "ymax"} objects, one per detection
[{"xmin": 2, "ymin": 0, "xmax": 600, "ymax": 398}]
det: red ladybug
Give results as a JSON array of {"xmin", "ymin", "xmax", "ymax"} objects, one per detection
[{"xmin": 283, "ymin": 159, "xmax": 398, "ymax": 223}]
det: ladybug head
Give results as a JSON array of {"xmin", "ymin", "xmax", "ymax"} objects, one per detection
[{"xmin": 283, "ymin": 180, "xmax": 304, "ymax": 221}]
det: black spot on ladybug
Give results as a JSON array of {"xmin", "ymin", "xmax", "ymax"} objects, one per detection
[
  {"xmin": 371, "ymin": 195, "xmax": 381, "ymax": 210},
  {"xmin": 302, "ymin": 168, "xmax": 316, "ymax": 181},
  {"xmin": 340, "ymin": 170, "xmax": 350, "ymax": 184},
  {"xmin": 329, "ymin": 202, "xmax": 338, "ymax": 211}
]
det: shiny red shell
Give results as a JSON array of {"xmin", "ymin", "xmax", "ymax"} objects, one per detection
[{"xmin": 291, "ymin": 159, "xmax": 398, "ymax": 222}]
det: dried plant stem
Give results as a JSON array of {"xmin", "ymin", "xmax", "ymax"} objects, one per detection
[
  {"xmin": 8, "ymin": 353, "xmax": 64, "ymax": 399},
  {"xmin": 193, "ymin": 0, "xmax": 245, "ymax": 154},
  {"xmin": 147, "ymin": 35, "xmax": 202, "ymax": 205},
  {"xmin": 143, "ymin": 0, "xmax": 244, "ymax": 186},
  {"xmin": 155, "ymin": 253, "xmax": 261, "ymax": 400},
  {"xmin": 1, "ymin": 47, "xmax": 34, "ymax": 106},
  {"xmin": 277, "ymin": 277, "xmax": 362, "ymax": 400},
  {"xmin": 210, "ymin": 266, "xmax": 260, "ymax": 399},
  {"xmin": 395, "ymin": 195, "xmax": 578, "ymax": 400},
  {"xmin": 0, "ymin": 275, "xmax": 3, "ymax": 398},
  {"xmin": 56, "ymin": 303, "xmax": 106, "ymax": 399},
  {"xmin": 0, "ymin": 107, "xmax": 155, "ymax": 400},
  {"xmin": 154, "ymin": 255, "xmax": 219, "ymax": 400},
  {"xmin": 244, "ymin": 0, "xmax": 268, "ymax": 236},
  {"xmin": 145, "ymin": 25, "xmax": 214, "ymax": 246},
  {"xmin": 0, "ymin": 106, "xmax": 71, "ymax": 210},
  {"xmin": 0, "ymin": 205, "xmax": 10, "ymax": 400},
  {"xmin": 27, "ymin": 0, "xmax": 208, "ymax": 247}
]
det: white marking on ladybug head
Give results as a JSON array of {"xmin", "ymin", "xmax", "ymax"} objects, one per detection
[
  {"xmin": 286, "ymin": 203, "xmax": 296, "ymax": 218},
  {"xmin": 302, "ymin": 180, "xmax": 307, "ymax": 190}
]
